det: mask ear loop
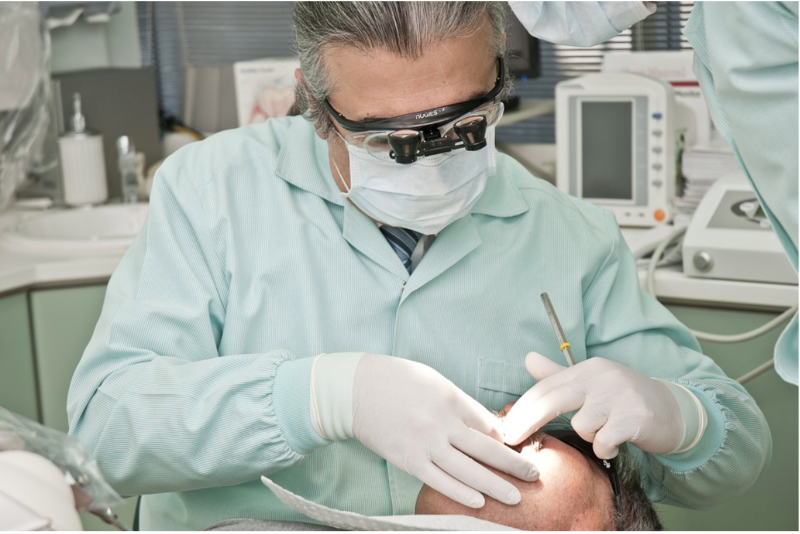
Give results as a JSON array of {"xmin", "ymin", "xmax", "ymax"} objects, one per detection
[{"xmin": 331, "ymin": 130, "xmax": 352, "ymax": 197}]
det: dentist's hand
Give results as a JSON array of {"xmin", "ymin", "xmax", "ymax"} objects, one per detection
[
  {"xmin": 311, "ymin": 353, "xmax": 539, "ymax": 509},
  {"xmin": 502, "ymin": 353, "xmax": 689, "ymax": 459}
]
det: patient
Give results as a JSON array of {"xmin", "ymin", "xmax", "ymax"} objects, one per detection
[
  {"xmin": 415, "ymin": 423, "xmax": 663, "ymax": 531},
  {"xmin": 209, "ymin": 417, "xmax": 662, "ymax": 531}
]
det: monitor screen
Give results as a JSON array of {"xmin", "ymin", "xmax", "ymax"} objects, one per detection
[{"xmin": 580, "ymin": 101, "xmax": 633, "ymax": 201}]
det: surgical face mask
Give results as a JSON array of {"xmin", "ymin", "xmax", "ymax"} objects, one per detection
[{"xmin": 333, "ymin": 126, "xmax": 498, "ymax": 235}]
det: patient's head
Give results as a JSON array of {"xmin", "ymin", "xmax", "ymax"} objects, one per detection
[{"xmin": 415, "ymin": 427, "xmax": 662, "ymax": 531}]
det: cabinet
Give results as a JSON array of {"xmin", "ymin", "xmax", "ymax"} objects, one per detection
[
  {"xmin": 0, "ymin": 292, "xmax": 38, "ymax": 421},
  {"xmin": 28, "ymin": 284, "xmax": 138, "ymax": 531},
  {"xmin": 1, "ymin": 285, "xmax": 136, "ymax": 530},
  {"xmin": 29, "ymin": 285, "xmax": 107, "ymax": 432},
  {"xmin": 655, "ymin": 304, "xmax": 798, "ymax": 531}
]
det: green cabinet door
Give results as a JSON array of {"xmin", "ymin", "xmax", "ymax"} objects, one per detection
[
  {"xmin": 26, "ymin": 284, "xmax": 140, "ymax": 531},
  {"xmin": 28, "ymin": 284, "xmax": 138, "ymax": 531},
  {"xmin": 29, "ymin": 285, "xmax": 107, "ymax": 433},
  {"xmin": 0, "ymin": 292, "xmax": 39, "ymax": 421},
  {"xmin": 656, "ymin": 304, "xmax": 798, "ymax": 531}
]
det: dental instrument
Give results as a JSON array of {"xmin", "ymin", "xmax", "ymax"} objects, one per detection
[{"xmin": 541, "ymin": 292, "xmax": 575, "ymax": 367}]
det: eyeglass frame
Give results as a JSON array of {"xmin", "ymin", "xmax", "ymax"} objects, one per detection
[
  {"xmin": 322, "ymin": 57, "xmax": 505, "ymax": 133},
  {"xmin": 545, "ymin": 429, "xmax": 624, "ymax": 516}
]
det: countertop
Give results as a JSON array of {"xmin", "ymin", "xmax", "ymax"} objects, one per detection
[
  {"xmin": 0, "ymin": 205, "xmax": 797, "ymax": 310},
  {"xmin": 0, "ymin": 207, "xmax": 130, "ymax": 295}
]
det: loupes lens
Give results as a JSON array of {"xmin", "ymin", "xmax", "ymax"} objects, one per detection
[
  {"xmin": 387, "ymin": 130, "xmax": 421, "ymax": 164},
  {"xmin": 439, "ymin": 100, "xmax": 503, "ymax": 141},
  {"xmin": 343, "ymin": 101, "xmax": 503, "ymax": 162},
  {"xmin": 454, "ymin": 116, "xmax": 488, "ymax": 151}
]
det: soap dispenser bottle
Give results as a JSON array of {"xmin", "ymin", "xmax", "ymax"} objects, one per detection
[
  {"xmin": 58, "ymin": 92, "xmax": 108, "ymax": 206},
  {"xmin": 116, "ymin": 136, "xmax": 140, "ymax": 203}
]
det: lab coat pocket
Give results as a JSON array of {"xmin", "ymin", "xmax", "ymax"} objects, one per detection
[{"xmin": 476, "ymin": 358, "xmax": 535, "ymax": 413}]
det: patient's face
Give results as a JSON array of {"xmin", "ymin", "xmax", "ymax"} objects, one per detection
[{"xmin": 415, "ymin": 430, "xmax": 615, "ymax": 530}]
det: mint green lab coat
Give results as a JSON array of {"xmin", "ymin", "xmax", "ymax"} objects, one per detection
[{"xmin": 67, "ymin": 117, "xmax": 771, "ymax": 530}]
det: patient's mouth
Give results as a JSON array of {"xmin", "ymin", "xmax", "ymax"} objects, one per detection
[
  {"xmin": 495, "ymin": 410, "xmax": 547, "ymax": 454},
  {"xmin": 513, "ymin": 429, "xmax": 547, "ymax": 455}
]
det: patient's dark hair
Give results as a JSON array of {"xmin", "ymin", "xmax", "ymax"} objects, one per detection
[{"xmin": 613, "ymin": 443, "xmax": 663, "ymax": 531}]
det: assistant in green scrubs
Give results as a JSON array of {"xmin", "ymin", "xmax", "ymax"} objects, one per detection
[{"xmin": 684, "ymin": 1, "xmax": 799, "ymax": 384}]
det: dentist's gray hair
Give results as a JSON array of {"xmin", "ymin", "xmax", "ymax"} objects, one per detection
[{"xmin": 292, "ymin": 1, "xmax": 511, "ymax": 138}]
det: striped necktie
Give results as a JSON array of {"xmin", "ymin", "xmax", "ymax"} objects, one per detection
[{"xmin": 380, "ymin": 226, "xmax": 423, "ymax": 274}]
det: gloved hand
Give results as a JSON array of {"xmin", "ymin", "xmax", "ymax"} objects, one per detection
[
  {"xmin": 310, "ymin": 352, "xmax": 539, "ymax": 509},
  {"xmin": 501, "ymin": 353, "xmax": 706, "ymax": 459}
]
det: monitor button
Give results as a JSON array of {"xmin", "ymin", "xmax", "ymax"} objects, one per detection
[{"xmin": 693, "ymin": 251, "xmax": 714, "ymax": 272}]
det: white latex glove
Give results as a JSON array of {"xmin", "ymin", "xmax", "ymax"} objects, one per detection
[
  {"xmin": 311, "ymin": 353, "xmax": 539, "ymax": 509},
  {"xmin": 502, "ymin": 353, "xmax": 706, "ymax": 459}
]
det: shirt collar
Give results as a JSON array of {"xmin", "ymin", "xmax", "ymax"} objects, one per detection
[
  {"xmin": 275, "ymin": 116, "xmax": 346, "ymax": 206},
  {"xmin": 470, "ymin": 169, "xmax": 530, "ymax": 219}
]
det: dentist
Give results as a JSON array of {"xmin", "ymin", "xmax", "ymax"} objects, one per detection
[{"xmin": 68, "ymin": 2, "xmax": 771, "ymax": 530}]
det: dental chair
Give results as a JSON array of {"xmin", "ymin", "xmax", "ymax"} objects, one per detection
[
  {"xmin": 0, "ymin": 406, "xmax": 127, "ymax": 530},
  {"xmin": 0, "ymin": 450, "xmax": 83, "ymax": 530}
]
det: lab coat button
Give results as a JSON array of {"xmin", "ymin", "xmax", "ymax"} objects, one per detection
[
  {"xmin": 652, "ymin": 130, "xmax": 663, "ymax": 137},
  {"xmin": 652, "ymin": 163, "xmax": 663, "ymax": 171},
  {"xmin": 652, "ymin": 146, "xmax": 663, "ymax": 154}
]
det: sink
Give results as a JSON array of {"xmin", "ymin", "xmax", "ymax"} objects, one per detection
[{"xmin": 0, "ymin": 203, "xmax": 149, "ymax": 254}]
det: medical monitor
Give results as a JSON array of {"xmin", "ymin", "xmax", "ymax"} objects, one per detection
[{"xmin": 556, "ymin": 72, "xmax": 678, "ymax": 227}]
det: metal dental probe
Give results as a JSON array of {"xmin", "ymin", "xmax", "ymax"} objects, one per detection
[{"xmin": 540, "ymin": 292, "xmax": 576, "ymax": 367}]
